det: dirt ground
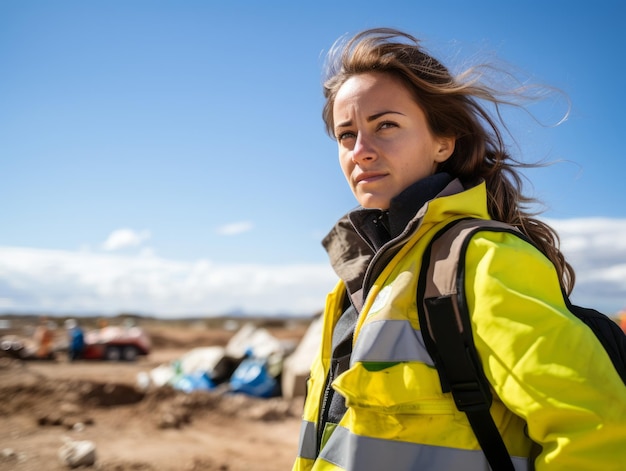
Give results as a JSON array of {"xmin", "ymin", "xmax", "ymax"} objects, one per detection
[{"xmin": 0, "ymin": 318, "xmax": 310, "ymax": 471}]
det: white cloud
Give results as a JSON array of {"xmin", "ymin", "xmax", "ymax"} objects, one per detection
[
  {"xmin": 216, "ymin": 222, "xmax": 253, "ymax": 236},
  {"xmin": 0, "ymin": 246, "xmax": 336, "ymax": 317},
  {"xmin": 546, "ymin": 218, "xmax": 626, "ymax": 313},
  {"xmin": 102, "ymin": 229, "xmax": 151, "ymax": 251},
  {"xmin": 1, "ymin": 217, "xmax": 625, "ymax": 318}
]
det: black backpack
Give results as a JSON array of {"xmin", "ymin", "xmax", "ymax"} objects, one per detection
[{"xmin": 417, "ymin": 218, "xmax": 626, "ymax": 471}]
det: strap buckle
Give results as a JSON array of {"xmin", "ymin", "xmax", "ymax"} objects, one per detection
[{"xmin": 450, "ymin": 380, "xmax": 491, "ymax": 412}]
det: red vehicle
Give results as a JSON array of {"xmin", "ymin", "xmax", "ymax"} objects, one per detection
[{"xmin": 82, "ymin": 325, "xmax": 151, "ymax": 361}]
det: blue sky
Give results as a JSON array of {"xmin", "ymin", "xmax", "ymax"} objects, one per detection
[{"xmin": 1, "ymin": 1, "xmax": 625, "ymax": 317}]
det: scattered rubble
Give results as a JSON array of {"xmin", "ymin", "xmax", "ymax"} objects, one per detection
[{"xmin": 0, "ymin": 317, "xmax": 311, "ymax": 470}]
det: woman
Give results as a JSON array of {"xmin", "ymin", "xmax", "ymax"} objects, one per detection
[{"xmin": 292, "ymin": 28, "xmax": 626, "ymax": 470}]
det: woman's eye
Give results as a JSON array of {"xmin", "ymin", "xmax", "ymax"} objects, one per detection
[
  {"xmin": 337, "ymin": 131, "xmax": 356, "ymax": 141},
  {"xmin": 378, "ymin": 121, "xmax": 397, "ymax": 130}
]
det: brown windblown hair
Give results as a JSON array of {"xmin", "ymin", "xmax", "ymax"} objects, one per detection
[{"xmin": 322, "ymin": 28, "xmax": 575, "ymax": 293}]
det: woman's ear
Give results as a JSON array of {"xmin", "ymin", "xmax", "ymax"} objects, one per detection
[{"xmin": 434, "ymin": 136, "xmax": 456, "ymax": 163}]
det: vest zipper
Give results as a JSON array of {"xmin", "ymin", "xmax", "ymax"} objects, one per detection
[{"xmin": 316, "ymin": 365, "xmax": 335, "ymax": 454}]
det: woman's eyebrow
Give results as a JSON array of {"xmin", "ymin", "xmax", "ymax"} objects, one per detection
[
  {"xmin": 367, "ymin": 110, "xmax": 405, "ymax": 122},
  {"xmin": 335, "ymin": 110, "xmax": 405, "ymax": 131}
]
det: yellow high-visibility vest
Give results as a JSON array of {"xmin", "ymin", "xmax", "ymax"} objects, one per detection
[{"xmin": 293, "ymin": 180, "xmax": 626, "ymax": 471}]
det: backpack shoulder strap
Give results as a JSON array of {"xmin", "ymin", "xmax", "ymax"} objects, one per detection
[{"xmin": 417, "ymin": 218, "xmax": 519, "ymax": 471}]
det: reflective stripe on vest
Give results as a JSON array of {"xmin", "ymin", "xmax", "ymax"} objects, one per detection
[
  {"xmin": 298, "ymin": 420, "xmax": 318, "ymax": 461},
  {"xmin": 351, "ymin": 319, "xmax": 434, "ymax": 366},
  {"xmin": 319, "ymin": 425, "xmax": 529, "ymax": 471},
  {"xmin": 295, "ymin": 320, "xmax": 438, "ymax": 463},
  {"xmin": 295, "ymin": 320, "xmax": 435, "ymax": 459}
]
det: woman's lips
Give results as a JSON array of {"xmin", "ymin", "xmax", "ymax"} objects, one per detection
[{"xmin": 355, "ymin": 172, "xmax": 387, "ymax": 184}]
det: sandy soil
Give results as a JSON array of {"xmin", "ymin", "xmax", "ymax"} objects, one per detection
[{"xmin": 0, "ymin": 319, "xmax": 309, "ymax": 471}]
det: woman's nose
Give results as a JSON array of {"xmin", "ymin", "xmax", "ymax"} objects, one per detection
[{"xmin": 352, "ymin": 132, "xmax": 376, "ymax": 163}]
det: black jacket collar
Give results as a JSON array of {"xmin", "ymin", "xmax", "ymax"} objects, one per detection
[
  {"xmin": 348, "ymin": 172, "xmax": 453, "ymax": 252},
  {"xmin": 322, "ymin": 173, "xmax": 453, "ymax": 309}
]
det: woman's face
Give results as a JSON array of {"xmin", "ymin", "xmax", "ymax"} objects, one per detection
[{"xmin": 333, "ymin": 72, "xmax": 454, "ymax": 209}]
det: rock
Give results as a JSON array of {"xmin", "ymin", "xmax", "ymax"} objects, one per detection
[
  {"xmin": 1, "ymin": 448, "xmax": 16, "ymax": 458},
  {"xmin": 58, "ymin": 437, "xmax": 96, "ymax": 468},
  {"xmin": 71, "ymin": 422, "xmax": 85, "ymax": 432}
]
